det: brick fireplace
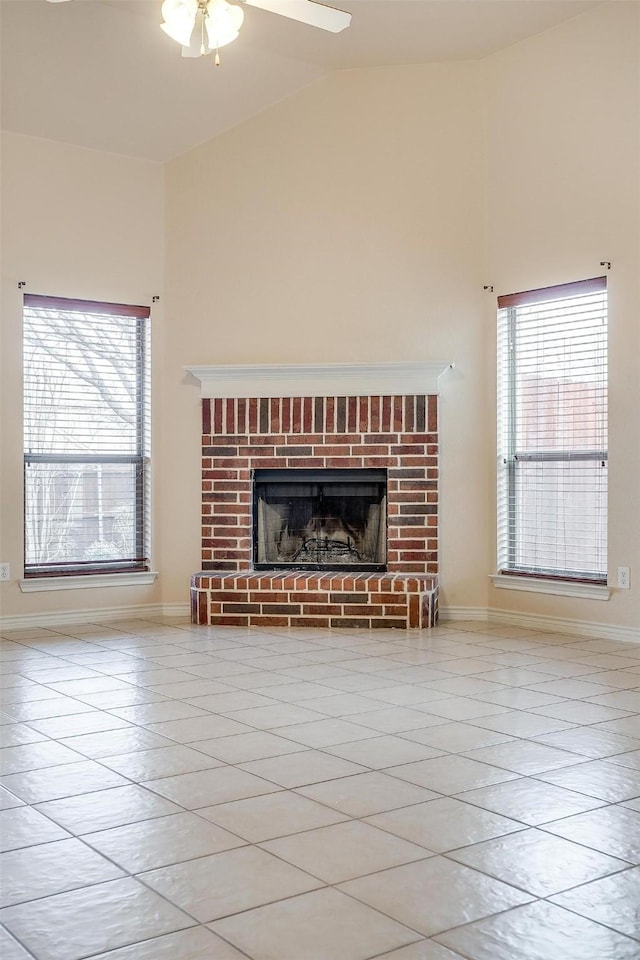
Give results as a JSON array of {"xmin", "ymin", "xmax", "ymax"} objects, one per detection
[{"xmin": 187, "ymin": 363, "xmax": 451, "ymax": 630}]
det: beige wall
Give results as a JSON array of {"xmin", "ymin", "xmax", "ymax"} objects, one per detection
[
  {"xmin": 0, "ymin": 133, "xmax": 164, "ymax": 617},
  {"xmin": 485, "ymin": 1, "xmax": 640, "ymax": 630},
  {"xmin": 2, "ymin": 1, "xmax": 638, "ymax": 633},
  {"xmin": 163, "ymin": 63, "xmax": 490, "ymax": 609}
]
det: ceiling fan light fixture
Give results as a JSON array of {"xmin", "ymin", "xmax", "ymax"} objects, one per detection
[
  {"xmin": 160, "ymin": 0, "xmax": 199, "ymax": 47},
  {"xmin": 205, "ymin": 0, "xmax": 244, "ymax": 51}
]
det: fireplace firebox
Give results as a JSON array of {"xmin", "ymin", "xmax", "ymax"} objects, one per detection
[{"xmin": 253, "ymin": 468, "xmax": 387, "ymax": 571}]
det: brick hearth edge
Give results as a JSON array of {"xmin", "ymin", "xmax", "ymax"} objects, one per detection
[{"xmin": 191, "ymin": 393, "xmax": 439, "ymax": 629}]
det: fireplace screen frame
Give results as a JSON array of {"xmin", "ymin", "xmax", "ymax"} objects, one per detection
[{"xmin": 253, "ymin": 468, "xmax": 388, "ymax": 572}]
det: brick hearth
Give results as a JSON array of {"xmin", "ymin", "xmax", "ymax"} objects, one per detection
[{"xmin": 190, "ymin": 392, "xmax": 439, "ymax": 629}]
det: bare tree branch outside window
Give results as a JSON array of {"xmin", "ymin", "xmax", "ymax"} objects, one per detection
[{"xmin": 23, "ymin": 297, "xmax": 150, "ymax": 574}]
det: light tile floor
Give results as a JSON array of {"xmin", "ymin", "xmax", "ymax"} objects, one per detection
[{"xmin": 1, "ymin": 618, "xmax": 640, "ymax": 960}]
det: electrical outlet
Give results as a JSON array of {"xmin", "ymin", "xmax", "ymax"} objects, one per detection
[
  {"xmin": 0, "ymin": 563, "xmax": 10, "ymax": 582},
  {"xmin": 617, "ymin": 566, "xmax": 630, "ymax": 589}
]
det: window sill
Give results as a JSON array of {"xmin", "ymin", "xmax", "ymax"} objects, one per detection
[
  {"xmin": 490, "ymin": 574, "xmax": 610, "ymax": 601},
  {"xmin": 19, "ymin": 571, "xmax": 158, "ymax": 593}
]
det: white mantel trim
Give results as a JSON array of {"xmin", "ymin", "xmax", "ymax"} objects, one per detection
[{"xmin": 184, "ymin": 362, "xmax": 454, "ymax": 399}]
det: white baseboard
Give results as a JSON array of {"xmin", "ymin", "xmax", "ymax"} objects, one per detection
[
  {"xmin": 439, "ymin": 606, "xmax": 489, "ymax": 623},
  {"xmin": 157, "ymin": 603, "xmax": 191, "ymax": 619},
  {"xmin": 440, "ymin": 604, "xmax": 640, "ymax": 644},
  {"xmin": 0, "ymin": 603, "xmax": 166, "ymax": 631},
  {"xmin": 1, "ymin": 600, "xmax": 638, "ymax": 645}
]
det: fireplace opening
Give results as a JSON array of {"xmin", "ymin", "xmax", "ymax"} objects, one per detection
[{"xmin": 253, "ymin": 468, "xmax": 387, "ymax": 571}]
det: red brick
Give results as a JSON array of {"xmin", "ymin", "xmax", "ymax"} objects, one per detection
[
  {"xmin": 388, "ymin": 468, "xmax": 425, "ymax": 479},
  {"xmin": 208, "ymin": 482, "xmax": 251, "ymax": 492},
  {"xmin": 210, "ymin": 503, "xmax": 248, "ymax": 516},
  {"xmin": 381, "ymin": 397, "xmax": 392, "ymax": 432},
  {"xmin": 210, "ymin": 615, "xmax": 250, "ymax": 626},
  {"xmin": 249, "ymin": 616, "xmax": 290, "ymax": 627},
  {"xmin": 356, "ymin": 445, "xmax": 390, "ymax": 456},
  {"xmin": 428, "ymin": 395, "xmax": 438, "ymax": 432},
  {"xmin": 249, "ymin": 398, "xmax": 258, "ymax": 435},
  {"xmin": 206, "ymin": 539, "xmax": 243, "ymax": 550},
  {"xmin": 348, "ymin": 396, "xmax": 358, "ymax": 432},
  {"xmin": 326, "ymin": 397, "xmax": 335, "ymax": 434},
  {"xmin": 342, "ymin": 604, "xmax": 384, "ymax": 616},
  {"xmin": 302, "ymin": 604, "xmax": 343, "ymax": 615},
  {"xmin": 370, "ymin": 396, "xmax": 381, "ymax": 432},
  {"xmin": 238, "ymin": 446, "xmax": 274, "ymax": 457},
  {"xmin": 286, "ymin": 457, "xmax": 324, "ymax": 468},
  {"xmin": 393, "ymin": 396, "xmax": 403, "ymax": 431},
  {"xmin": 391, "ymin": 445, "xmax": 425, "ymax": 456},
  {"xmin": 358, "ymin": 397, "xmax": 369, "ymax": 432},
  {"xmin": 371, "ymin": 618, "xmax": 407, "ymax": 630},
  {"xmin": 383, "ymin": 604, "xmax": 408, "ymax": 617},
  {"xmin": 324, "ymin": 434, "xmax": 361, "ymax": 445},
  {"xmin": 213, "ymin": 398, "xmax": 223, "ymax": 434},
  {"xmin": 261, "ymin": 603, "xmax": 302, "ymax": 615},
  {"xmin": 202, "ymin": 399, "xmax": 211, "ymax": 435},
  {"xmin": 326, "ymin": 457, "xmax": 365, "ymax": 468},
  {"xmin": 292, "ymin": 397, "xmax": 302, "ymax": 433},
  {"xmin": 388, "ymin": 492, "xmax": 427, "ymax": 504},
  {"xmin": 212, "ymin": 523, "xmax": 250, "ymax": 535},
  {"xmin": 331, "ymin": 618, "xmax": 371, "ymax": 629},
  {"xmin": 404, "ymin": 396, "xmax": 415, "ymax": 432},
  {"xmin": 400, "ymin": 433, "xmax": 434, "ymax": 444},
  {"xmin": 269, "ymin": 399, "xmax": 279, "ymax": 433},
  {"xmin": 303, "ymin": 397, "xmax": 313, "ymax": 433},
  {"xmin": 409, "ymin": 592, "xmax": 422, "ymax": 619},
  {"xmin": 197, "ymin": 591, "xmax": 208, "ymax": 624},
  {"xmin": 399, "ymin": 504, "xmax": 433, "ymax": 515},
  {"xmin": 277, "ymin": 446, "xmax": 313, "ymax": 457},
  {"xmin": 281, "ymin": 397, "xmax": 291, "ymax": 434},
  {"xmin": 397, "ymin": 480, "xmax": 436, "ymax": 491},
  {"xmin": 330, "ymin": 592, "xmax": 369, "ymax": 603},
  {"xmin": 249, "ymin": 591, "xmax": 289, "ymax": 603},
  {"xmin": 313, "ymin": 445, "xmax": 350, "ymax": 457},
  {"xmin": 248, "ymin": 457, "xmax": 282, "ymax": 468},
  {"xmin": 207, "ymin": 492, "xmax": 239, "ymax": 503},
  {"xmin": 375, "ymin": 592, "xmax": 406, "ymax": 603},
  {"xmin": 203, "ymin": 469, "xmax": 239, "ymax": 480}
]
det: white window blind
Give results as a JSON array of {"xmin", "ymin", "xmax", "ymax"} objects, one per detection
[
  {"xmin": 497, "ymin": 277, "xmax": 607, "ymax": 582},
  {"xmin": 23, "ymin": 295, "xmax": 151, "ymax": 576}
]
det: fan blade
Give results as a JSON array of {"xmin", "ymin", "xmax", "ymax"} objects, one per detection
[
  {"xmin": 243, "ymin": 0, "xmax": 350, "ymax": 33},
  {"xmin": 45, "ymin": 1, "xmax": 73, "ymax": 3}
]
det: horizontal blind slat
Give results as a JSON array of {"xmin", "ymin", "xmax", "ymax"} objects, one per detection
[
  {"xmin": 23, "ymin": 298, "xmax": 150, "ymax": 574},
  {"xmin": 497, "ymin": 278, "xmax": 607, "ymax": 580}
]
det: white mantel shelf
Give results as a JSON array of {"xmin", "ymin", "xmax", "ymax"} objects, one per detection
[{"xmin": 184, "ymin": 362, "xmax": 454, "ymax": 400}]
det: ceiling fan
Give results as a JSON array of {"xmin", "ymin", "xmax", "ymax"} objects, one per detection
[{"xmin": 45, "ymin": 0, "xmax": 351, "ymax": 64}]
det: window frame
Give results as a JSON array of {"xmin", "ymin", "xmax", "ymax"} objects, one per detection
[
  {"xmin": 496, "ymin": 276, "xmax": 608, "ymax": 586},
  {"xmin": 22, "ymin": 294, "xmax": 151, "ymax": 579}
]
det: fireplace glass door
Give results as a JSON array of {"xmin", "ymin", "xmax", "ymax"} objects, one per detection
[{"xmin": 254, "ymin": 469, "xmax": 387, "ymax": 571}]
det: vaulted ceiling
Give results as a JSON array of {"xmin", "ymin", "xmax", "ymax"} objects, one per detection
[{"xmin": 1, "ymin": 0, "xmax": 602, "ymax": 161}]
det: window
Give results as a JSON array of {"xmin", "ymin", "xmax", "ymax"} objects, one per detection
[
  {"xmin": 497, "ymin": 277, "xmax": 607, "ymax": 583},
  {"xmin": 23, "ymin": 295, "xmax": 150, "ymax": 577}
]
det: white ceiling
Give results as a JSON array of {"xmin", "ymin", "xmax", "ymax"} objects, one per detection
[{"xmin": 1, "ymin": 0, "xmax": 602, "ymax": 162}]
